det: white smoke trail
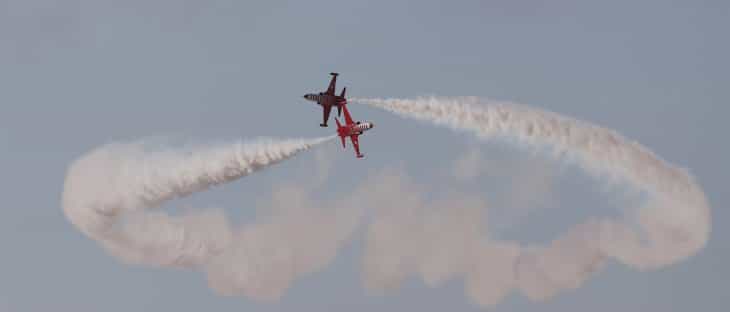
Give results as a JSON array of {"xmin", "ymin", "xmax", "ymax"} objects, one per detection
[
  {"xmin": 352, "ymin": 96, "xmax": 710, "ymax": 306},
  {"xmin": 61, "ymin": 136, "xmax": 355, "ymax": 300}
]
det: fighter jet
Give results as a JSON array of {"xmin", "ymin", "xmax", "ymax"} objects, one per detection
[
  {"xmin": 335, "ymin": 104, "xmax": 374, "ymax": 158},
  {"xmin": 303, "ymin": 72, "xmax": 347, "ymax": 127}
]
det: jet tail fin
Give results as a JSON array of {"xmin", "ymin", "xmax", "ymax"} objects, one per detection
[{"xmin": 337, "ymin": 88, "xmax": 347, "ymax": 116}]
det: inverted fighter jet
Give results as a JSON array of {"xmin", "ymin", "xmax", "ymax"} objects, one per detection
[{"xmin": 303, "ymin": 72, "xmax": 347, "ymax": 127}]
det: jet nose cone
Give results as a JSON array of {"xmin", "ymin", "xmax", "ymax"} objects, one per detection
[{"xmin": 369, "ymin": 122, "xmax": 375, "ymax": 128}]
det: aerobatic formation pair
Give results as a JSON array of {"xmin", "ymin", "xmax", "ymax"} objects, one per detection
[{"xmin": 303, "ymin": 73, "xmax": 373, "ymax": 158}]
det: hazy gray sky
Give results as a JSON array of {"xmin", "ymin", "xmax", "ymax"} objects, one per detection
[{"xmin": 1, "ymin": 0, "xmax": 728, "ymax": 311}]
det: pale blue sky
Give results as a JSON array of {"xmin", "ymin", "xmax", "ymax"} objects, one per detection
[{"xmin": 1, "ymin": 0, "xmax": 728, "ymax": 311}]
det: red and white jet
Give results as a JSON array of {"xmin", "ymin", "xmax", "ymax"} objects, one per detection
[{"xmin": 335, "ymin": 104, "xmax": 374, "ymax": 158}]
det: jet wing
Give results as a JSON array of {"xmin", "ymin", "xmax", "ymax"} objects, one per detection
[
  {"xmin": 325, "ymin": 74, "xmax": 337, "ymax": 95},
  {"xmin": 350, "ymin": 134, "xmax": 363, "ymax": 158},
  {"xmin": 322, "ymin": 105, "xmax": 332, "ymax": 126},
  {"xmin": 342, "ymin": 104, "xmax": 354, "ymax": 125}
]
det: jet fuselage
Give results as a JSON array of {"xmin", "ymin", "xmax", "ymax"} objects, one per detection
[
  {"xmin": 338, "ymin": 121, "xmax": 374, "ymax": 136},
  {"xmin": 303, "ymin": 93, "xmax": 346, "ymax": 108}
]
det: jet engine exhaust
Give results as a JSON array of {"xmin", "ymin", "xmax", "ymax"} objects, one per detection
[
  {"xmin": 62, "ymin": 136, "xmax": 344, "ymax": 300},
  {"xmin": 61, "ymin": 95, "xmax": 711, "ymax": 308},
  {"xmin": 351, "ymin": 96, "xmax": 710, "ymax": 306}
]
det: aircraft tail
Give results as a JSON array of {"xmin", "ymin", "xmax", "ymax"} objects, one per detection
[{"xmin": 338, "ymin": 88, "xmax": 347, "ymax": 116}]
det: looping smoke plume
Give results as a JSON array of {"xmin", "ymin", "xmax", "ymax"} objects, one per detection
[
  {"xmin": 62, "ymin": 96, "xmax": 710, "ymax": 308},
  {"xmin": 62, "ymin": 136, "xmax": 351, "ymax": 300},
  {"xmin": 352, "ymin": 96, "xmax": 710, "ymax": 306}
]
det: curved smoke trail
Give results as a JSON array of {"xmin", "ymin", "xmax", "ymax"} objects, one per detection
[
  {"xmin": 62, "ymin": 136, "xmax": 349, "ymax": 300},
  {"xmin": 352, "ymin": 96, "xmax": 710, "ymax": 306}
]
